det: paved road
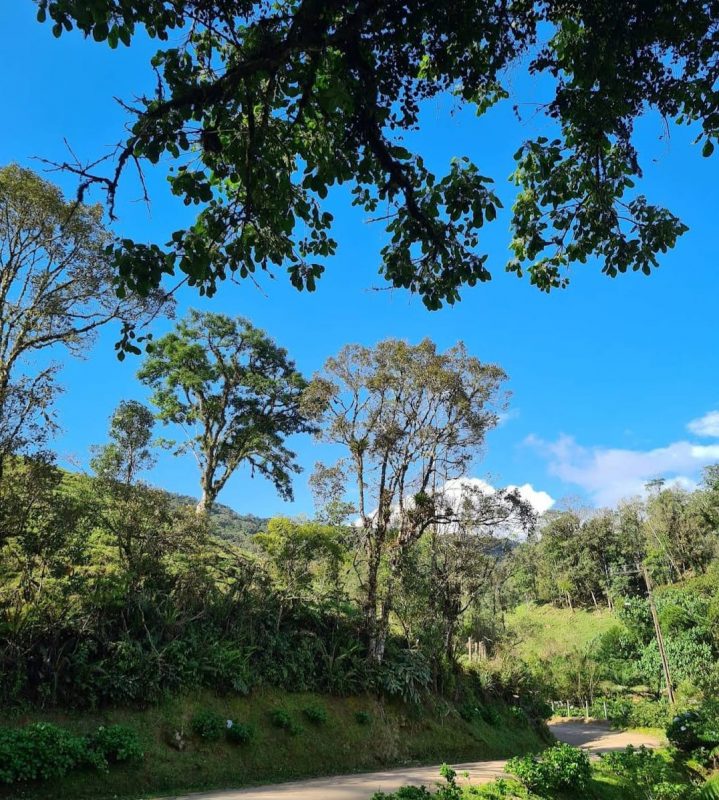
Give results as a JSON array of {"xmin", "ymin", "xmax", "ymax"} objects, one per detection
[{"xmin": 167, "ymin": 721, "xmax": 663, "ymax": 800}]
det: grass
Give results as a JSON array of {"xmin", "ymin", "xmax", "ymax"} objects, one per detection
[
  {"xmin": 503, "ymin": 603, "xmax": 621, "ymax": 662},
  {"xmin": 0, "ymin": 689, "xmax": 548, "ymax": 800}
]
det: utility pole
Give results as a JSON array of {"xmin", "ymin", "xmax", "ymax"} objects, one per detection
[{"xmin": 640, "ymin": 563, "xmax": 675, "ymax": 706}]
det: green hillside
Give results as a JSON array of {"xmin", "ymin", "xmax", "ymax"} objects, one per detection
[{"xmin": 504, "ymin": 603, "xmax": 621, "ymax": 662}]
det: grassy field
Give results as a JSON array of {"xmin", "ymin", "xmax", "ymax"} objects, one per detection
[
  {"xmin": 0, "ymin": 689, "xmax": 548, "ymax": 800},
  {"xmin": 503, "ymin": 603, "xmax": 621, "ymax": 662}
]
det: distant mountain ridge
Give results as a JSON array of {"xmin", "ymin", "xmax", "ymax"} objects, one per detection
[{"xmin": 166, "ymin": 493, "xmax": 269, "ymax": 544}]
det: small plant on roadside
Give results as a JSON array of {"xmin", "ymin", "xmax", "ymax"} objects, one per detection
[
  {"xmin": 90, "ymin": 725, "xmax": 144, "ymax": 764},
  {"xmin": 370, "ymin": 766, "xmax": 462, "ymax": 800},
  {"xmin": 0, "ymin": 723, "xmax": 87, "ymax": 784},
  {"xmin": 0, "ymin": 722, "xmax": 144, "ymax": 785},
  {"xmin": 190, "ymin": 709, "xmax": 225, "ymax": 741},
  {"xmin": 507, "ymin": 742, "xmax": 591, "ymax": 794},
  {"xmin": 601, "ymin": 746, "xmax": 696, "ymax": 800},
  {"xmin": 269, "ymin": 708, "xmax": 303, "ymax": 736},
  {"xmin": 303, "ymin": 703, "xmax": 328, "ymax": 725},
  {"xmin": 225, "ymin": 720, "xmax": 254, "ymax": 745},
  {"xmin": 270, "ymin": 708, "xmax": 292, "ymax": 729},
  {"xmin": 354, "ymin": 710, "xmax": 372, "ymax": 726},
  {"xmin": 370, "ymin": 787, "xmax": 432, "ymax": 799},
  {"xmin": 668, "ymin": 712, "xmax": 705, "ymax": 752}
]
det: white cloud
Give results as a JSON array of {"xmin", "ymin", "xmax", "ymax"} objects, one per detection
[
  {"xmin": 507, "ymin": 483, "xmax": 556, "ymax": 515},
  {"xmin": 442, "ymin": 476, "xmax": 555, "ymax": 515},
  {"xmin": 498, "ymin": 408, "xmax": 521, "ymax": 426},
  {"xmin": 526, "ymin": 433, "xmax": 719, "ymax": 507},
  {"xmin": 688, "ymin": 410, "xmax": 719, "ymax": 438}
]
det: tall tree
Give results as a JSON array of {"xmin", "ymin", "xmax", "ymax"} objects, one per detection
[
  {"xmin": 138, "ymin": 310, "xmax": 311, "ymax": 513},
  {"xmin": 305, "ymin": 339, "xmax": 506, "ymax": 661},
  {"xmin": 38, "ymin": 1, "xmax": 717, "ymax": 311},
  {"xmin": 91, "ymin": 399, "xmax": 156, "ymax": 485},
  {"xmin": 0, "ymin": 164, "xmax": 165, "ymax": 473}
]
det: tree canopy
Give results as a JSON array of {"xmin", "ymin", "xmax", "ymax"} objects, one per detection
[
  {"xmin": 306, "ymin": 338, "xmax": 513, "ymax": 659},
  {"xmin": 0, "ymin": 164, "xmax": 165, "ymax": 470},
  {"xmin": 138, "ymin": 309, "xmax": 312, "ymax": 512},
  {"xmin": 36, "ymin": 1, "xmax": 718, "ymax": 310}
]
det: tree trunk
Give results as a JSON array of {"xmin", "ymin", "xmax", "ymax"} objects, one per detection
[
  {"xmin": 365, "ymin": 543, "xmax": 382, "ymax": 661},
  {"xmin": 196, "ymin": 485, "xmax": 212, "ymax": 514}
]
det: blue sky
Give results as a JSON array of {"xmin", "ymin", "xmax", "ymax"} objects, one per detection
[{"xmin": 3, "ymin": 4, "xmax": 719, "ymax": 516}]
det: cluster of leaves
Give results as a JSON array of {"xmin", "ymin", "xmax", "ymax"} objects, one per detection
[
  {"xmin": 506, "ymin": 743, "xmax": 591, "ymax": 795},
  {"xmin": 0, "ymin": 722, "xmax": 142, "ymax": 785},
  {"xmin": 35, "ymin": 1, "xmax": 719, "ymax": 313}
]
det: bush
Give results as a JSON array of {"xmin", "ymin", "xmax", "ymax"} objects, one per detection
[
  {"xmin": 601, "ymin": 746, "xmax": 696, "ymax": 800},
  {"xmin": 354, "ymin": 710, "xmax": 372, "ymax": 726},
  {"xmin": 303, "ymin": 703, "xmax": 328, "ymax": 725},
  {"xmin": 374, "ymin": 650, "xmax": 431, "ymax": 704},
  {"xmin": 602, "ymin": 698, "xmax": 673, "ymax": 729},
  {"xmin": 225, "ymin": 721, "xmax": 254, "ymax": 745},
  {"xmin": 269, "ymin": 708, "xmax": 292, "ymax": 729},
  {"xmin": 0, "ymin": 722, "xmax": 144, "ymax": 785},
  {"xmin": 0, "ymin": 723, "xmax": 88, "ymax": 784},
  {"xmin": 507, "ymin": 743, "xmax": 591, "ymax": 794},
  {"xmin": 190, "ymin": 709, "xmax": 225, "ymax": 741},
  {"xmin": 269, "ymin": 708, "xmax": 302, "ymax": 735},
  {"xmin": 668, "ymin": 711, "xmax": 705, "ymax": 752},
  {"xmin": 90, "ymin": 725, "xmax": 143, "ymax": 765}
]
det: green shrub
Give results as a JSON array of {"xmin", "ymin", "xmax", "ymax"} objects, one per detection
[
  {"xmin": 668, "ymin": 711, "xmax": 705, "ymax": 752},
  {"xmin": 269, "ymin": 708, "xmax": 303, "ymax": 735},
  {"xmin": 371, "ymin": 788, "xmax": 432, "ymax": 799},
  {"xmin": 602, "ymin": 697, "xmax": 673, "ymax": 729},
  {"xmin": 374, "ymin": 650, "xmax": 431, "ymax": 704},
  {"xmin": 0, "ymin": 722, "xmax": 144, "ymax": 785},
  {"xmin": 269, "ymin": 708, "xmax": 292, "ymax": 729},
  {"xmin": 667, "ymin": 704, "xmax": 719, "ymax": 753},
  {"xmin": 354, "ymin": 710, "xmax": 372, "ymax": 726},
  {"xmin": 601, "ymin": 746, "xmax": 696, "ymax": 800},
  {"xmin": 303, "ymin": 703, "xmax": 328, "ymax": 725},
  {"xmin": 507, "ymin": 743, "xmax": 591, "ymax": 794},
  {"xmin": 190, "ymin": 709, "xmax": 225, "ymax": 741},
  {"xmin": 225, "ymin": 721, "xmax": 254, "ymax": 745},
  {"xmin": 0, "ymin": 723, "xmax": 88, "ymax": 784},
  {"xmin": 90, "ymin": 724, "xmax": 143, "ymax": 764}
]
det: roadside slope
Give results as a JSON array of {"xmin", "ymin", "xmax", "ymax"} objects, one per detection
[
  {"xmin": 0, "ymin": 689, "xmax": 546, "ymax": 800},
  {"xmin": 164, "ymin": 722, "xmax": 663, "ymax": 800}
]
